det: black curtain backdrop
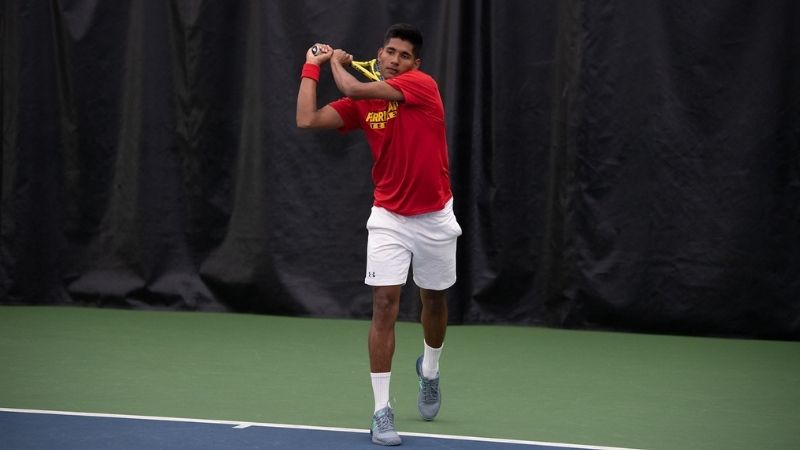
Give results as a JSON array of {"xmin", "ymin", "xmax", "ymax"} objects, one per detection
[{"xmin": 2, "ymin": 0, "xmax": 799, "ymax": 339}]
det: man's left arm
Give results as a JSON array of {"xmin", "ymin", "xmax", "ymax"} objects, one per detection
[{"xmin": 330, "ymin": 49, "xmax": 404, "ymax": 101}]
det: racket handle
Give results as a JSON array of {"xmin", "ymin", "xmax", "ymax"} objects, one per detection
[{"xmin": 311, "ymin": 45, "xmax": 319, "ymax": 56}]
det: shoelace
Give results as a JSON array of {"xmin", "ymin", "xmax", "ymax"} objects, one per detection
[
  {"xmin": 373, "ymin": 410, "xmax": 395, "ymax": 433},
  {"xmin": 419, "ymin": 377, "xmax": 439, "ymax": 403}
]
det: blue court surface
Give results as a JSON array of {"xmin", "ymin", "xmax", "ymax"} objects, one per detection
[{"xmin": 0, "ymin": 409, "xmax": 636, "ymax": 450}]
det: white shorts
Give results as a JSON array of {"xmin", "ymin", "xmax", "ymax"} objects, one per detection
[{"xmin": 365, "ymin": 198, "xmax": 462, "ymax": 290}]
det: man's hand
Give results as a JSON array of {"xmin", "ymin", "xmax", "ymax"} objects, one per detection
[
  {"xmin": 332, "ymin": 49, "xmax": 354, "ymax": 66},
  {"xmin": 307, "ymin": 43, "xmax": 333, "ymax": 65}
]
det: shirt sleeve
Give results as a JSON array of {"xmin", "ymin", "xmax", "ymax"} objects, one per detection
[
  {"xmin": 328, "ymin": 97, "xmax": 360, "ymax": 132},
  {"xmin": 385, "ymin": 70, "xmax": 439, "ymax": 107}
]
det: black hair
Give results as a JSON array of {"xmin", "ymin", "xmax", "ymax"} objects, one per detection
[{"xmin": 384, "ymin": 23, "xmax": 423, "ymax": 58}]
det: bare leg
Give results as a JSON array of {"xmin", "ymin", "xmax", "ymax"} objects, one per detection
[
  {"xmin": 369, "ymin": 285, "xmax": 402, "ymax": 372},
  {"xmin": 419, "ymin": 288, "xmax": 448, "ymax": 348}
]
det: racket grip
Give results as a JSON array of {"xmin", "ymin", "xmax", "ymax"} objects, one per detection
[{"xmin": 311, "ymin": 45, "xmax": 319, "ymax": 56}]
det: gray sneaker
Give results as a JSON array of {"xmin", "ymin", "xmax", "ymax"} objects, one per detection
[
  {"xmin": 370, "ymin": 406, "xmax": 401, "ymax": 446},
  {"xmin": 415, "ymin": 355, "xmax": 441, "ymax": 420}
]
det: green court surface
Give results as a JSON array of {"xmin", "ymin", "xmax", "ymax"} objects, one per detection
[{"xmin": 1, "ymin": 306, "xmax": 798, "ymax": 449}]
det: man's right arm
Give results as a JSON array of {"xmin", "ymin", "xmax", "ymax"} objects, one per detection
[{"xmin": 296, "ymin": 44, "xmax": 344, "ymax": 130}]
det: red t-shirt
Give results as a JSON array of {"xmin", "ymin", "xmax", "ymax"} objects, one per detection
[{"xmin": 328, "ymin": 69, "xmax": 452, "ymax": 216}]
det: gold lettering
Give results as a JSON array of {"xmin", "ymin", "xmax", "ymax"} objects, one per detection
[{"xmin": 364, "ymin": 103, "xmax": 399, "ymax": 127}]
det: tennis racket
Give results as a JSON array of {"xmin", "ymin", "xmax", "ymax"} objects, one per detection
[{"xmin": 311, "ymin": 45, "xmax": 383, "ymax": 82}]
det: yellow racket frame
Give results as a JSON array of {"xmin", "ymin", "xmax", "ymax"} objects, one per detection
[
  {"xmin": 351, "ymin": 59, "xmax": 383, "ymax": 82},
  {"xmin": 310, "ymin": 46, "xmax": 382, "ymax": 81}
]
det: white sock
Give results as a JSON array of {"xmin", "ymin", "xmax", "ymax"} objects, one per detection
[
  {"xmin": 422, "ymin": 341, "xmax": 442, "ymax": 379},
  {"xmin": 371, "ymin": 372, "xmax": 391, "ymax": 413}
]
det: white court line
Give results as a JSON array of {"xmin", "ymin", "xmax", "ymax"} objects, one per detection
[{"xmin": 0, "ymin": 407, "xmax": 642, "ymax": 450}]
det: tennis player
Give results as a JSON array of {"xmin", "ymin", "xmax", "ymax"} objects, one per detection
[{"xmin": 296, "ymin": 24, "xmax": 461, "ymax": 446}]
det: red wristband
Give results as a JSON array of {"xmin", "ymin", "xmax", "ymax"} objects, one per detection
[{"xmin": 301, "ymin": 63, "xmax": 320, "ymax": 82}]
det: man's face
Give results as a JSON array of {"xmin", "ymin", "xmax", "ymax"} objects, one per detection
[{"xmin": 377, "ymin": 37, "xmax": 420, "ymax": 79}]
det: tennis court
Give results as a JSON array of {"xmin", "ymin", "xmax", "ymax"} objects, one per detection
[
  {"xmin": 1, "ymin": 408, "xmax": 639, "ymax": 450},
  {"xmin": 1, "ymin": 306, "xmax": 798, "ymax": 449}
]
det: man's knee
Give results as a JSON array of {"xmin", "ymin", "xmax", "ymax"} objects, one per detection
[
  {"xmin": 420, "ymin": 289, "xmax": 447, "ymax": 309},
  {"xmin": 372, "ymin": 286, "xmax": 402, "ymax": 317}
]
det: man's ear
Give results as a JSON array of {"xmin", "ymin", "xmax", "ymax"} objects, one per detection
[{"xmin": 413, "ymin": 58, "xmax": 421, "ymax": 69}]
